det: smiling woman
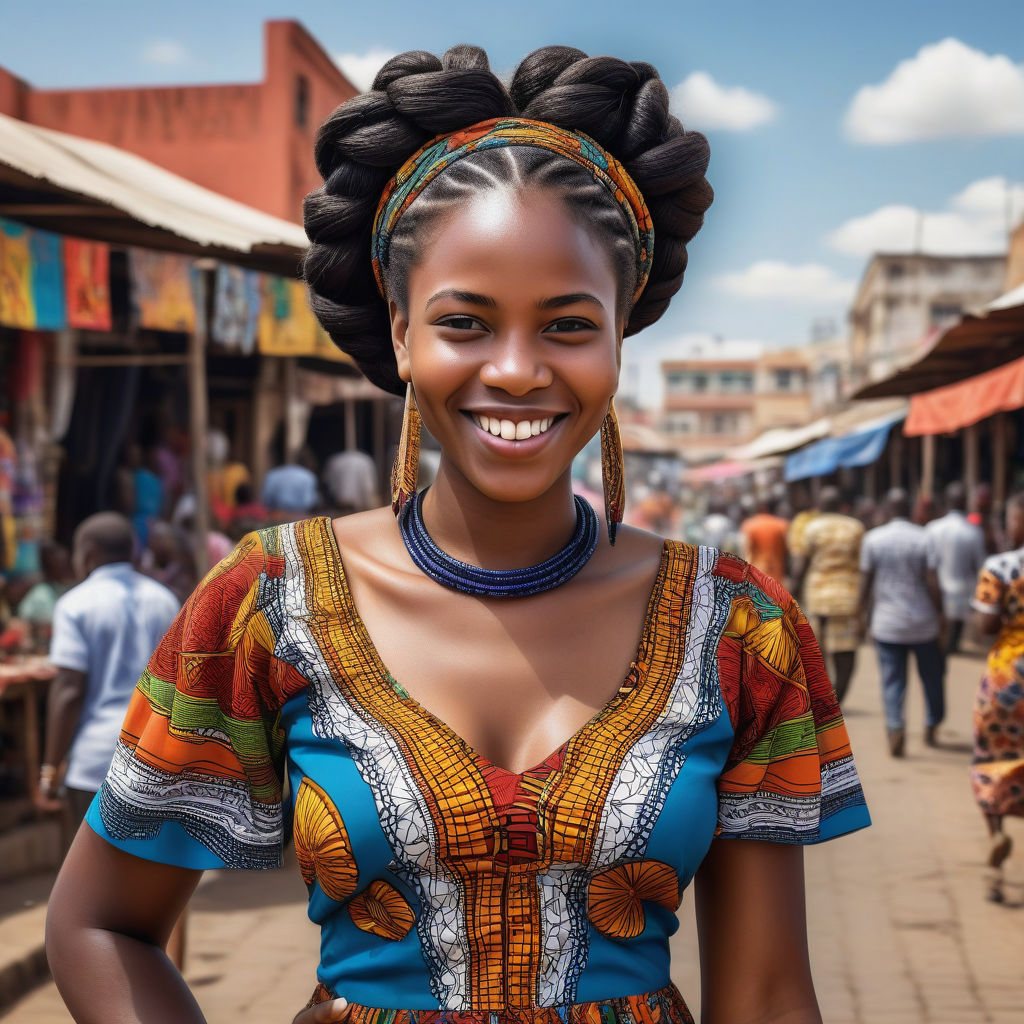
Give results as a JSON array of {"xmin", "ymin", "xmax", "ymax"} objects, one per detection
[{"xmin": 46, "ymin": 43, "xmax": 869, "ymax": 1024}]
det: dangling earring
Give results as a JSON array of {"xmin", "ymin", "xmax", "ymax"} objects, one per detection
[
  {"xmin": 600, "ymin": 400, "xmax": 625, "ymax": 545},
  {"xmin": 391, "ymin": 382, "xmax": 421, "ymax": 516}
]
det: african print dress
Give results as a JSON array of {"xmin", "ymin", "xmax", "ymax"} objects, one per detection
[
  {"xmin": 85, "ymin": 520, "xmax": 870, "ymax": 1021},
  {"xmin": 971, "ymin": 548, "xmax": 1024, "ymax": 817}
]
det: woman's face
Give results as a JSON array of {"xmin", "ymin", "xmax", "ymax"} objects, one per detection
[{"xmin": 390, "ymin": 188, "xmax": 623, "ymax": 505}]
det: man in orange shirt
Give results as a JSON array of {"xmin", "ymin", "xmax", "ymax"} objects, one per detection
[{"xmin": 741, "ymin": 496, "xmax": 790, "ymax": 584}]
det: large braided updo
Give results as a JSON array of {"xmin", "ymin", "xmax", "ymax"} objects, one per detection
[{"xmin": 303, "ymin": 44, "xmax": 713, "ymax": 396}]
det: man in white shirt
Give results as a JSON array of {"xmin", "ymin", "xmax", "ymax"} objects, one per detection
[
  {"xmin": 926, "ymin": 481, "xmax": 987, "ymax": 654},
  {"xmin": 36, "ymin": 512, "xmax": 179, "ymax": 827},
  {"xmin": 859, "ymin": 489, "xmax": 945, "ymax": 757}
]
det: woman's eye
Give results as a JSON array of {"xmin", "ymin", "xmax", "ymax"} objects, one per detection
[
  {"xmin": 547, "ymin": 318, "xmax": 596, "ymax": 334},
  {"xmin": 436, "ymin": 315, "xmax": 486, "ymax": 331}
]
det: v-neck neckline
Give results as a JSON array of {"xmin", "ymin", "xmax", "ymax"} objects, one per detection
[{"xmin": 318, "ymin": 516, "xmax": 672, "ymax": 779}]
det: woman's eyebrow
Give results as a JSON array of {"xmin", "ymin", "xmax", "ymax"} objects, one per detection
[
  {"xmin": 537, "ymin": 293, "xmax": 604, "ymax": 310},
  {"xmin": 425, "ymin": 289, "xmax": 497, "ymax": 310}
]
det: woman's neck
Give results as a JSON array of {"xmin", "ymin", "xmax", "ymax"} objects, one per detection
[{"xmin": 419, "ymin": 463, "xmax": 580, "ymax": 571}]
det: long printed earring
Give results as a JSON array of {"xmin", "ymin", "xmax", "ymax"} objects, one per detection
[
  {"xmin": 600, "ymin": 400, "xmax": 625, "ymax": 546},
  {"xmin": 391, "ymin": 382, "xmax": 422, "ymax": 516}
]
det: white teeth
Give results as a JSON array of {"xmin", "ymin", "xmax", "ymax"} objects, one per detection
[{"xmin": 471, "ymin": 414, "xmax": 560, "ymax": 439}]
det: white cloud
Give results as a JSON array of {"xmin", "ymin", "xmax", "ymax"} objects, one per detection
[
  {"xmin": 844, "ymin": 38, "xmax": 1024, "ymax": 144},
  {"xmin": 670, "ymin": 72, "xmax": 778, "ymax": 132},
  {"xmin": 713, "ymin": 261, "xmax": 855, "ymax": 304},
  {"xmin": 140, "ymin": 40, "xmax": 189, "ymax": 66},
  {"xmin": 334, "ymin": 47, "xmax": 399, "ymax": 92},
  {"xmin": 827, "ymin": 176, "xmax": 1024, "ymax": 257}
]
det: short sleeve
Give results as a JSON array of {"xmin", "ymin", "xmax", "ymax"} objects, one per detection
[
  {"xmin": 971, "ymin": 557, "xmax": 1006, "ymax": 616},
  {"xmin": 85, "ymin": 531, "xmax": 288, "ymax": 871},
  {"xmin": 49, "ymin": 596, "xmax": 89, "ymax": 672},
  {"xmin": 858, "ymin": 532, "xmax": 874, "ymax": 573},
  {"xmin": 716, "ymin": 564, "xmax": 871, "ymax": 844}
]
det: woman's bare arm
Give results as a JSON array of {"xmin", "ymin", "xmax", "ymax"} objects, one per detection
[
  {"xmin": 46, "ymin": 823, "xmax": 204, "ymax": 1023},
  {"xmin": 695, "ymin": 838, "xmax": 822, "ymax": 1024}
]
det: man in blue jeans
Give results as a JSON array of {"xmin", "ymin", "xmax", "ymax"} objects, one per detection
[{"xmin": 859, "ymin": 488, "xmax": 945, "ymax": 757}]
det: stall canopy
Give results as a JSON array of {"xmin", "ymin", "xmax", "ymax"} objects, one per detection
[
  {"xmin": 852, "ymin": 282, "xmax": 1024, "ymax": 400},
  {"xmin": 0, "ymin": 111, "xmax": 307, "ymax": 273},
  {"xmin": 904, "ymin": 353, "xmax": 1024, "ymax": 437},
  {"xmin": 784, "ymin": 410, "xmax": 905, "ymax": 482},
  {"xmin": 728, "ymin": 418, "xmax": 830, "ymax": 462}
]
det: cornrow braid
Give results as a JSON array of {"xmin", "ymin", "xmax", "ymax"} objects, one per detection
[{"xmin": 303, "ymin": 44, "xmax": 712, "ymax": 396}]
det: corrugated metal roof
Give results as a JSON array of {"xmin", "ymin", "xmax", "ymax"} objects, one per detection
[{"xmin": 0, "ymin": 111, "xmax": 308, "ymax": 255}]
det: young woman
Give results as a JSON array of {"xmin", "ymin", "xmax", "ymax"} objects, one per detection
[
  {"xmin": 970, "ymin": 493, "xmax": 1024, "ymax": 904},
  {"xmin": 46, "ymin": 45, "xmax": 870, "ymax": 1024}
]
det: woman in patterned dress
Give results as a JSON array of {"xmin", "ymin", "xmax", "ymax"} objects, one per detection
[
  {"xmin": 47, "ymin": 46, "xmax": 869, "ymax": 1024},
  {"xmin": 970, "ymin": 493, "xmax": 1024, "ymax": 902}
]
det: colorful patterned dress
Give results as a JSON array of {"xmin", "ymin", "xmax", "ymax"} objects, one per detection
[
  {"xmin": 970, "ymin": 548, "xmax": 1024, "ymax": 817},
  {"xmin": 86, "ymin": 519, "xmax": 870, "ymax": 1022}
]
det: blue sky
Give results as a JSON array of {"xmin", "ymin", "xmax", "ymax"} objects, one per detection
[{"xmin": 2, "ymin": 0, "xmax": 1022, "ymax": 405}]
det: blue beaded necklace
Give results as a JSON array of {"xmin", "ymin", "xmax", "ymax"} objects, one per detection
[{"xmin": 399, "ymin": 489, "xmax": 599, "ymax": 598}]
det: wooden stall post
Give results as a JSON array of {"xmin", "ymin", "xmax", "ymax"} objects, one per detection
[
  {"xmin": 921, "ymin": 432, "xmax": 936, "ymax": 500},
  {"xmin": 964, "ymin": 422, "xmax": 980, "ymax": 495},
  {"xmin": 189, "ymin": 269, "xmax": 211, "ymax": 579},
  {"xmin": 993, "ymin": 412, "xmax": 1008, "ymax": 514}
]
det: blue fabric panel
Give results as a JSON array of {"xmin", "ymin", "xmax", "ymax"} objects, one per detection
[
  {"xmin": 29, "ymin": 228, "xmax": 66, "ymax": 329},
  {"xmin": 785, "ymin": 418, "xmax": 900, "ymax": 482},
  {"xmin": 85, "ymin": 796, "xmax": 230, "ymax": 871}
]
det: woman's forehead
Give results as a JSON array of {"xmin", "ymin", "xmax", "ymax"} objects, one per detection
[{"xmin": 409, "ymin": 191, "xmax": 619, "ymax": 303}]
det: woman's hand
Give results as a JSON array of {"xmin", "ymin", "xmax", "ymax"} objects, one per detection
[{"xmin": 292, "ymin": 997, "xmax": 349, "ymax": 1024}]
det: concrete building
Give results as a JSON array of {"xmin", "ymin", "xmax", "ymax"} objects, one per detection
[
  {"xmin": 660, "ymin": 338, "xmax": 813, "ymax": 461},
  {"xmin": 753, "ymin": 348, "xmax": 812, "ymax": 433},
  {"xmin": 661, "ymin": 339, "xmax": 760, "ymax": 460},
  {"xmin": 1006, "ymin": 219, "xmax": 1024, "ymax": 291},
  {"xmin": 0, "ymin": 20, "xmax": 356, "ymax": 223},
  {"xmin": 847, "ymin": 253, "xmax": 1006, "ymax": 393}
]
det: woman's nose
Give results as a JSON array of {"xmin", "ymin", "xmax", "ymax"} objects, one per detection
[{"xmin": 478, "ymin": 334, "xmax": 553, "ymax": 395}]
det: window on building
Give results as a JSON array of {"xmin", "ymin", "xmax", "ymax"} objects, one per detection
[
  {"xmin": 886, "ymin": 263, "xmax": 905, "ymax": 279},
  {"xmin": 930, "ymin": 302, "xmax": 962, "ymax": 326},
  {"xmin": 295, "ymin": 75, "xmax": 310, "ymax": 128},
  {"xmin": 719, "ymin": 371, "xmax": 753, "ymax": 393},
  {"xmin": 711, "ymin": 412, "xmax": 738, "ymax": 434},
  {"xmin": 691, "ymin": 373, "xmax": 709, "ymax": 393},
  {"xmin": 774, "ymin": 368, "xmax": 793, "ymax": 391}
]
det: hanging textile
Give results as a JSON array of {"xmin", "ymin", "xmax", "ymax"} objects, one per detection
[
  {"xmin": 64, "ymin": 238, "xmax": 112, "ymax": 330},
  {"xmin": 0, "ymin": 218, "xmax": 67, "ymax": 330},
  {"xmin": 129, "ymin": 248, "xmax": 197, "ymax": 332},
  {"xmin": 211, "ymin": 264, "xmax": 261, "ymax": 354},
  {"xmin": 256, "ymin": 275, "xmax": 347, "ymax": 362}
]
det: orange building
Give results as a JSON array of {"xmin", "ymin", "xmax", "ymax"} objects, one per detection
[{"xmin": 0, "ymin": 19, "xmax": 357, "ymax": 223}]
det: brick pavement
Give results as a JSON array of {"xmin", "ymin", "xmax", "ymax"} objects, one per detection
[{"xmin": 3, "ymin": 648, "xmax": 1022, "ymax": 1023}]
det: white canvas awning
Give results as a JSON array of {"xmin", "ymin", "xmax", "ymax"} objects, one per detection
[{"xmin": 0, "ymin": 111, "xmax": 307, "ymax": 269}]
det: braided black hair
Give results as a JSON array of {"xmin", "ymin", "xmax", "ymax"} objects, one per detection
[{"xmin": 303, "ymin": 44, "xmax": 712, "ymax": 396}]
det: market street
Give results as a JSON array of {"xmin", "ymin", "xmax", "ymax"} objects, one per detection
[{"xmin": 2, "ymin": 645, "xmax": 1021, "ymax": 1024}]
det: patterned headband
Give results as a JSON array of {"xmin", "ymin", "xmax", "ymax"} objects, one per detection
[{"xmin": 370, "ymin": 117, "xmax": 654, "ymax": 304}]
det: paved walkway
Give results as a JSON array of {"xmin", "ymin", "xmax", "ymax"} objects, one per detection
[{"xmin": 4, "ymin": 648, "xmax": 1022, "ymax": 1023}]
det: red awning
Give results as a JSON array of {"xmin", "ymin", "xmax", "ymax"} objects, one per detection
[{"xmin": 904, "ymin": 354, "xmax": 1024, "ymax": 437}]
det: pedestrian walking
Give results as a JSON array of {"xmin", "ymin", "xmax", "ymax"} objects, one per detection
[
  {"xmin": 968, "ymin": 492, "xmax": 1024, "ymax": 903},
  {"xmin": 46, "ymin": 45, "xmax": 869, "ymax": 1024},
  {"xmin": 793, "ymin": 487, "xmax": 864, "ymax": 703},
  {"xmin": 859, "ymin": 488, "xmax": 945, "ymax": 757},
  {"xmin": 322, "ymin": 448, "xmax": 380, "ymax": 515},
  {"xmin": 261, "ymin": 449, "xmax": 321, "ymax": 516},
  {"xmin": 34, "ymin": 512, "xmax": 180, "ymax": 828},
  {"xmin": 740, "ymin": 496, "xmax": 789, "ymax": 584},
  {"xmin": 698, "ymin": 497, "xmax": 739, "ymax": 554},
  {"xmin": 926, "ymin": 481, "xmax": 986, "ymax": 655}
]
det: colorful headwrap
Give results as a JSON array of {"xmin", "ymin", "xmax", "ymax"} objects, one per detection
[{"xmin": 370, "ymin": 117, "xmax": 654, "ymax": 304}]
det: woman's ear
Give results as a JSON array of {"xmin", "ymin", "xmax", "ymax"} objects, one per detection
[{"xmin": 390, "ymin": 300, "xmax": 412, "ymax": 383}]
